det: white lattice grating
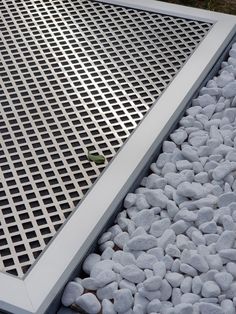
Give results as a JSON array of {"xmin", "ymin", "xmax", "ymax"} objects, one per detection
[{"xmin": 0, "ymin": 0, "xmax": 212, "ymax": 278}]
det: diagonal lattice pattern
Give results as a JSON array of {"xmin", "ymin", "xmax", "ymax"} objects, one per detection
[{"xmin": 0, "ymin": 0, "xmax": 211, "ymax": 276}]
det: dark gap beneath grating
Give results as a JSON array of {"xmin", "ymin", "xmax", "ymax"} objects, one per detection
[{"xmin": 0, "ymin": 0, "xmax": 211, "ymax": 276}]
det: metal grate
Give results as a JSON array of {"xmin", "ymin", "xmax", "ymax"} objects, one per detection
[{"xmin": 0, "ymin": 0, "xmax": 211, "ymax": 277}]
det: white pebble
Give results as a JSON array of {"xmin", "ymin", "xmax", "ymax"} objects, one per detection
[
  {"xmin": 82, "ymin": 277, "xmax": 98, "ymax": 290},
  {"xmin": 150, "ymin": 218, "xmax": 171, "ymax": 237},
  {"xmin": 199, "ymin": 302, "xmax": 223, "ymax": 314},
  {"xmin": 82, "ymin": 254, "xmax": 101, "ymax": 275},
  {"xmin": 136, "ymin": 253, "xmax": 157, "ymax": 269},
  {"xmin": 221, "ymin": 299, "xmax": 235, "ymax": 314},
  {"xmin": 127, "ymin": 234, "xmax": 157, "ymax": 251},
  {"xmin": 216, "ymin": 230, "xmax": 235, "ymax": 252},
  {"xmin": 160, "ymin": 279, "xmax": 172, "ymax": 301},
  {"xmin": 158, "ymin": 229, "xmax": 176, "ymax": 249},
  {"xmin": 145, "ymin": 189, "xmax": 169, "ymax": 208},
  {"xmin": 146, "ymin": 174, "xmax": 167, "ymax": 189},
  {"xmin": 119, "ymin": 279, "xmax": 137, "ymax": 294},
  {"xmin": 76, "ymin": 293, "xmax": 101, "ymax": 314},
  {"xmin": 95, "ymin": 270, "xmax": 117, "ymax": 288},
  {"xmin": 120, "ymin": 265, "xmax": 145, "ymax": 283},
  {"xmin": 222, "ymin": 81, "xmax": 236, "ymax": 98},
  {"xmin": 181, "ymin": 293, "xmax": 200, "ymax": 304},
  {"xmin": 201, "ymin": 281, "xmax": 221, "ymax": 297},
  {"xmin": 226, "ymin": 262, "xmax": 236, "ymax": 277},
  {"xmin": 171, "ymin": 220, "xmax": 190, "ymax": 235},
  {"xmin": 90, "ymin": 260, "xmax": 114, "ymax": 278},
  {"xmin": 96, "ymin": 282, "xmax": 118, "ymax": 300},
  {"xmin": 174, "ymin": 303, "xmax": 193, "ymax": 314},
  {"xmin": 166, "ymin": 272, "xmax": 184, "ymax": 288},
  {"xmin": 180, "ymin": 263, "xmax": 198, "ymax": 278},
  {"xmin": 219, "ymin": 249, "xmax": 236, "ymax": 261},
  {"xmin": 113, "ymin": 289, "xmax": 133, "ymax": 313},
  {"xmin": 153, "ymin": 261, "xmax": 167, "ymax": 279},
  {"xmin": 143, "ymin": 275, "xmax": 162, "ymax": 291},
  {"xmin": 102, "ymin": 299, "xmax": 116, "ymax": 314},
  {"xmin": 188, "ymin": 253, "xmax": 209, "ymax": 273},
  {"xmin": 170, "ymin": 129, "xmax": 188, "ymax": 145},
  {"xmin": 199, "ymin": 221, "xmax": 217, "ymax": 234},
  {"xmin": 212, "ymin": 162, "xmax": 235, "ymax": 181},
  {"xmin": 218, "ymin": 191, "xmax": 236, "ymax": 207},
  {"xmin": 177, "ymin": 182, "xmax": 204, "ymax": 199},
  {"xmin": 180, "ymin": 277, "xmax": 192, "ymax": 293},
  {"xmin": 214, "ymin": 272, "xmax": 233, "ymax": 291},
  {"xmin": 124, "ymin": 193, "xmax": 137, "ymax": 208},
  {"xmin": 114, "ymin": 232, "xmax": 129, "ymax": 249},
  {"xmin": 147, "ymin": 299, "xmax": 162, "ymax": 313},
  {"xmin": 192, "ymin": 276, "xmax": 202, "ymax": 295},
  {"xmin": 166, "ymin": 244, "xmax": 181, "ymax": 258},
  {"xmin": 61, "ymin": 282, "xmax": 84, "ymax": 307}
]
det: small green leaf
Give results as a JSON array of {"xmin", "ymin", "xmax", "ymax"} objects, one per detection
[{"xmin": 87, "ymin": 151, "xmax": 106, "ymax": 164}]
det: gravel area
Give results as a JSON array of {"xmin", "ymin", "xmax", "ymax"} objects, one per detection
[{"xmin": 59, "ymin": 43, "xmax": 236, "ymax": 314}]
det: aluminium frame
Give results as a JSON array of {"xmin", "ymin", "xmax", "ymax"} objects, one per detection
[{"xmin": 0, "ymin": 0, "xmax": 236, "ymax": 313}]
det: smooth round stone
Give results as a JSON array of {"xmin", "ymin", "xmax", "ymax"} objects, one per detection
[
  {"xmin": 127, "ymin": 234, "xmax": 157, "ymax": 251},
  {"xmin": 153, "ymin": 261, "xmax": 167, "ymax": 279},
  {"xmin": 102, "ymin": 299, "xmax": 116, "ymax": 314},
  {"xmin": 145, "ymin": 189, "xmax": 169, "ymax": 208},
  {"xmin": 214, "ymin": 272, "xmax": 233, "ymax": 291},
  {"xmin": 119, "ymin": 279, "xmax": 137, "ymax": 294},
  {"xmin": 136, "ymin": 253, "xmax": 157, "ymax": 269},
  {"xmin": 120, "ymin": 264, "xmax": 145, "ymax": 284},
  {"xmin": 138, "ymin": 285, "xmax": 161, "ymax": 301},
  {"xmin": 219, "ymin": 249, "xmax": 236, "ymax": 261},
  {"xmin": 201, "ymin": 281, "xmax": 221, "ymax": 298},
  {"xmin": 150, "ymin": 218, "xmax": 171, "ymax": 238},
  {"xmin": 146, "ymin": 174, "xmax": 167, "ymax": 189},
  {"xmin": 188, "ymin": 254, "xmax": 209, "ymax": 273},
  {"xmin": 199, "ymin": 302, "xmax": 223, "ymax": 314},
  {"xmin": 113, "ymin": 289, "xmax": 133, "ymax": 313},
  {"xmin": 165, "ymin": 272, "xmax": 184, "ymax": 288},
  {"xmin": 81, "ymin": 277, "xmax": 98, "ymax": 290},
  {"xmin": 174, "ymin": 303, "xmax": 193, "ymax": 314},
  {"xmin": 133, "ymin": 209, "xmax": 155, "ymax": 231},
  {"xmin": 75, "ymin": 293, "xmax": 101, "ymax": 314},
  {"xmin": 221, "ymin": 299, "xmax": 235, "ymax": 314},
  {"xmin": 170, "ymin": 129, "xmax": 188, "ymax": 145},
  {"xmin": 159, "ymin": 279, "xmax": 172, "ymax": 301},
  {"xmin": 218, "ymin": 192, "xmax": 236, "ymax": 207},
  {"xmin": 124, "ymin": 193, "xmax": 137, "ymax": 208},
  {"xmin": 61, "ymin": 282, "xmax": 84, "ymax": 307},
  {"xmin": 114, "ymin": 232, "xmax": 129, "ymax": 249},
  {"xmin": 112, "ymin": 251, "xmax": 136, "ymax": 266},
  {"xmin": 90, "ymin": 260, "xmax": 114, "ymax": 278},
  {"xmin": 199, "ymin": 221, "xmax": 217, "ymax": 234},
  {"xmin": 82, "ymin": 253, "xmax": 101, "ymax": 275},
  {"xmin": 95, "ymin": 269, "xmax": 117, "ymax": 288},
  {"xmin": 143, "ymin": 275, "xmax": 162, "ymax": 291},
  {"xmin": 180, "ymin": 277, "xmax": 192, "ymax": 294},
  {"xmin": 226, "ymin": 262, "xmax": 236, "ymax": 277},
  {"xmin": 96, "ymin": 282, "xmax": 118, "ymax": 300},
  {"xmin": 147, "ymin": 299, "xmax": 162, "ymax": 314},
  {"xmin": 181, "ymin": 293, "xmax": 200, "ymax": 304},
  {"xmin": 216, "ymin": 230, "xmax": 235, "ymax": 252},
  {"xmin": 166, "ymin": 244, "xmax": 181, "ymax": 258},
  {"xmin": 158, "ymin": 229, "xmax": 176, "ymax": 249},
  {"xmin": 212, "ymin": 162, "xmax": 235, "ymax": 181},
  {"xmin": 172, "ymin": 288, "xmax": 182, "ymax": 306}
]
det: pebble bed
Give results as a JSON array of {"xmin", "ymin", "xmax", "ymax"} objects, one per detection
[{"xmin": 60, "ymin": 43, "xmax": 236, "ymax": 314}]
